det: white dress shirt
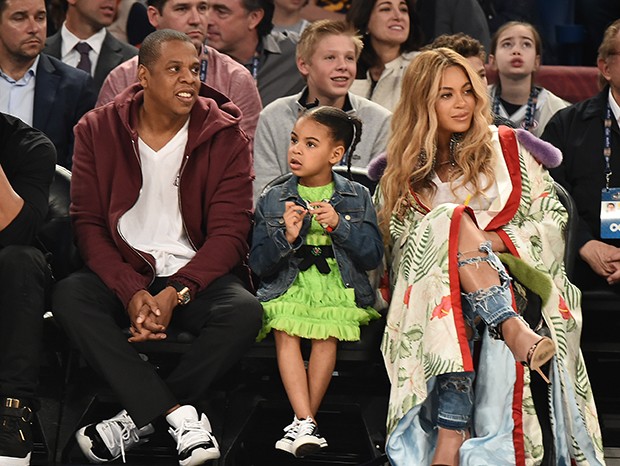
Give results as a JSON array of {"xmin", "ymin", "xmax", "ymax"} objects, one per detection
[{"xmin": 60, "ymin": 23, "xmax": 106, "ymax": 76}]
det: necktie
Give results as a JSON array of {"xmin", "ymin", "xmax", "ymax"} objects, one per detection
[{"xmin": 75, "ymin": 42, "xmax": 92, "ymax": 74}]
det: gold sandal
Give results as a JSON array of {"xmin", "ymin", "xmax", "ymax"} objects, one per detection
[{"xmin": 522, "ymin": 336, "xmax": 555, "ymax": 383}]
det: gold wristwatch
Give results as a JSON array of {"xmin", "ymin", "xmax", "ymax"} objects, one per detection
[{"xmin": 170, "ymin": 282, "xmax": 191, "ymax": 306}]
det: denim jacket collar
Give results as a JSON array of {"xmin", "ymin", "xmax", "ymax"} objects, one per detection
[{"xmin": 278, "ymin": 172, "xmax": 359, "ymax": 205}]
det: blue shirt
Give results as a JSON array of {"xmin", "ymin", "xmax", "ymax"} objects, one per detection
[{"xmin": 0, "ymin": 55, "xmax": 39, "ymax": 126}]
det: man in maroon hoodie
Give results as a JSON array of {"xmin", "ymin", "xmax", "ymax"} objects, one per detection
[{"xmin": 52, "ymin": 29, "xmax": 262, "ymax": 466}]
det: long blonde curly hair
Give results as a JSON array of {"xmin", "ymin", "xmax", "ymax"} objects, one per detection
[{"xmin": 378, "ymin": 47, "xmax": 495, "ymax": 238}]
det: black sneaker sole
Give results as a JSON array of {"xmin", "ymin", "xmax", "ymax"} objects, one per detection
[
  {"xmin": 179, "ymin": 445, "xmax": 220, "ymax": 466},
  {"xmin": 293, "ymin": 441, "xmax": 321, "ymax": 458}
]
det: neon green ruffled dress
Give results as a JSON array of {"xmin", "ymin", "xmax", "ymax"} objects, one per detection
[{"xmin": 258, "ymin": 183, "xmax": 381, "ymax": 342}]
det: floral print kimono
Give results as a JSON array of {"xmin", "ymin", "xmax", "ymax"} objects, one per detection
[{"xmin": 379, "ymin": 126, "xmax": 605, "ymax": 465}]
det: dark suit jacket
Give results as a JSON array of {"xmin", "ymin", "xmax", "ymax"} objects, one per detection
[
  {"xmin": 43, "ymin": 30, "xmax": 138, "ymax": 93},
  {"xmin": 34, "ymin": 53, "xmax": 97, "ymax": 169},
  {"xmin": 542, "ymin": 87, "xmax": 620, "ymax": 290}
]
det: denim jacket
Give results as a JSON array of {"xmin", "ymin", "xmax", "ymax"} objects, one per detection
[{"xmin": 249, "ymin": 172, "xmax": 384, "ymax": 307}]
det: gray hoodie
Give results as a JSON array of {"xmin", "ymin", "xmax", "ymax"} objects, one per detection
[{"xmin": 252, "ymin": 88, "xmax": 392, "ymax": 202}]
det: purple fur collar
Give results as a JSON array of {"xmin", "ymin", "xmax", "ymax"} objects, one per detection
[
  {"xmin": 367, "ymin": 152, "xmax": 387, "ymax": 182},
  {"xmin": 514, "ymin": 128, "xmax": 562, "ymax": 168},
  {"xmin": 366, "ymin": 128, "xmax": 562, "ymax": 181}
]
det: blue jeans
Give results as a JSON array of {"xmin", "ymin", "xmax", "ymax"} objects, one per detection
[
  {"xmin": 460, "ymin": 241, "xmax": 518, "ymax": 335},
  {"xmin": 436, "ymin": 241, "xmax": 518, "ymax": 430},
  {"xmin": 436, "ymin": 372, "xmax": 475, "ymax": 430}
]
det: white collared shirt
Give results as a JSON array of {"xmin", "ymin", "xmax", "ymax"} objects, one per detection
[
  {"xmin": 0, "ymin": 55, "xmax": 40, "ymax": 126},
  {"xmin": 608, "ymin": 88, "xmax": 620, "ymax": 126},
  {"xmin": 60, "ymin": 23, "xmax": 106, "ymax": 76}
]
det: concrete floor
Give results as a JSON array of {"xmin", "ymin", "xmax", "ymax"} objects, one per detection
[{"xmin": 606, "ymin": 448, "xmax": 620, "ymax": 465}]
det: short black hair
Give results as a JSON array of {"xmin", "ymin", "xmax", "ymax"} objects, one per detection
[
  {"xmin": 139, "ymin": 29, "xmax": 194, "ymax": 70},
  {"xmin": 1, "ymin": 0, "xmax": 57, "ymax": 16},
  {"xmin": 242, "ymin": 0, "xmax": 274, "ymax": 38},
  {"xmin": 147, "ymin": 0, "xmax": 167, "ymax": 13}
]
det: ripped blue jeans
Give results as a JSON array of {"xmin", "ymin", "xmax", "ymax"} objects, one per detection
[
  {"xmin": 436, "ymin": 241, "xmax": 517, "ymax": 430},
  {"xmin": 436, "ymin": 372, "xmax": 475, "ymax": 430},
  {"xmin": 459, "ymin": 241, "xmax": 517, "ymax": 336}
]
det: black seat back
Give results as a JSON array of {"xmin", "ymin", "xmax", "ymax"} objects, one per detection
[
  {"xmin": 36, "ymin": 165, "xmax": 81, "ymax": 281},
  {"xmin": 553, "ymin": 181, "xmax": 578, "ymax": 281}
]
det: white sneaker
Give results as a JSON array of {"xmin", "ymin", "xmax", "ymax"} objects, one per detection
[
  {"xmin": 291, "ymin": 417, "xmax": 327, "ymax": 458},
  {"xmin": 274, "ymin": 417, "xmax": 300, "ymax": 454},
  {"xmin": 0, "ymin": 453, "xmax": 31, "ymax": 466},
  {"xmin": 75, "ymin": 410, "xmax": 154, "ymax": 463},
  {"xmin": 167, "ymin": 405, "xmax": 220, "ymax": 466}
]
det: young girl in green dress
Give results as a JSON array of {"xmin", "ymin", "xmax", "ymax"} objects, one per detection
[{"xmin": 249, "ymin": 106, "xmax": 384, "ymax": 458}]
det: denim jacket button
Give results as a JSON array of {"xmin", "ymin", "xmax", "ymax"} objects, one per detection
[
  {"xmin": 345, "ymin": 215, "xmax": 351, "ymax": 220},
  {"xmin": 278, "ymin": 219, "xmax": 284, "ymax": 224}
]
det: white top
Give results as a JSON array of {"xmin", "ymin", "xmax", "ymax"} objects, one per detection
[
  {"xmin": 432, "ymin": 173, "xmax": 498, "ymax": 208},
  {"xmin": 60, "ymin": 23, "xmax": 106, "ymax": 76},
  {"xmin": 349, "ymin": 51, "xmax": 419, "ymax": 112},
  {"xmin": 488, "ymin": 84, "xmax": 569, "ymax": 137},
  {"xmin": 430, "ymin": 165, "xmax": 503, "ymax": 230},
  {"xmin": 118, "ymin": 119, "xmax": 196, "ymax": 277}
]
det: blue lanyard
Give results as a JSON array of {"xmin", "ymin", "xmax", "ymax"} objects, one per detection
[
  {"xmin": 251, "ymin": 52, "xmax": 259, "ymax": 83},
  {"xmin": 492, "ymin": 86, "xmax": 540, "ymax": 132},
  {"xmin": 199, "ymin": 43, "xmax": 208, "ymax": 83},
  {"xmin": 604, "ymin": 103, "xmax": 613, "ymax": 189}
]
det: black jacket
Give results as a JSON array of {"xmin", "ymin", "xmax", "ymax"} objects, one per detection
[
  {"xmin": 34, "ymin": 53, "xmax": 97, "ymax": 169},
  {"xmin": 0, "ymin": 113, "xmax": 56, "ymax": 247},
  {"xmin": 542, "ymin": 86, "xmax": 620, "ymax": 287}
]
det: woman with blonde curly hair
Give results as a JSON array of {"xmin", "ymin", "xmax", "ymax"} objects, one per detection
[{"xmin": 372, "ymin": 48, "xmax": 605, "ymax": 465}]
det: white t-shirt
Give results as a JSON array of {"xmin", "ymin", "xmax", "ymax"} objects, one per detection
[
  {"xmin": 118, "ymin": 119, "xmax": 195, "ymax": 277},
  {"xmin": 431, "ymin": 172, "xmax": 500, "ymax": 228}
]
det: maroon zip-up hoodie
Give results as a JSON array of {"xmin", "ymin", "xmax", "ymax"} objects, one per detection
[{"xmin": 70, "ymin": 82, "xmax": 253, "ymax": 307}]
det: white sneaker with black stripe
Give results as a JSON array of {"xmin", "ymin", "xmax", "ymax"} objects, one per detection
[
  {"xmin": 275, "ymin": 417, "xmax": 300, "ymax": 454},
  {"xmin": 75, "ymin": 410, "xmax": 154, "ymax": 463},
  {"xmin": 167, "ymin": 405, "xmax": 220, "ymax": 466},
  {"xmin": 291, "ymin": 417, "xmax": 327, "ymax": 458}
]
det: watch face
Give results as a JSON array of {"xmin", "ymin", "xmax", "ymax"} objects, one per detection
[{"xmin": 179, "ymin": 290, "xmax": 190, "ymax": 305}]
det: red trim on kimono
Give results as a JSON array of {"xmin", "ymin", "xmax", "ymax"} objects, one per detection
[
  {"xmin": 495, "ymin": 221, "xmax": 528, "ymax": 465},
  {"xmin": 408, "ymin": 186, "xmax": 432, "ymax": 215},
  {"xmin": 449, "ymin": 204, "xmax": 475, "ymax": 372},
  {"xmin": 486, "ymin": 126, "xmax": 523, "ymax": 231},
  {"xmin": 512, "ymin": 361, "xmax": 527, "ymax": 466}
]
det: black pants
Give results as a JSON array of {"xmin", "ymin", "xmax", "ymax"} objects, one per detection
[
  {"xmin": 0, "ymin": 245, "xmax": 51, "ymax": 407},
  {"xmin": 52, "ymin": 269, "xmax": 263, "ymax": 427}
]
